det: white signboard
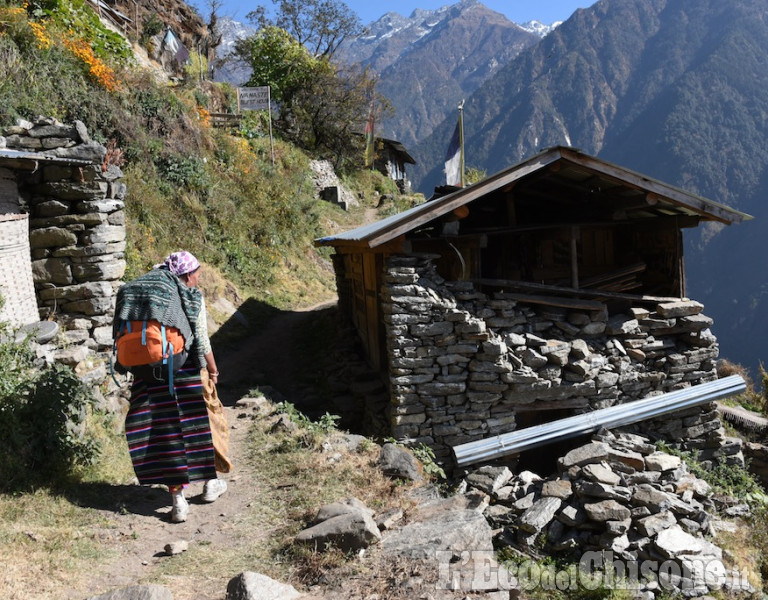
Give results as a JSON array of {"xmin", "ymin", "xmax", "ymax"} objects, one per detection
[{"xmin": 238, "ymin": 86, "xmax": 271, "ymax": 111}]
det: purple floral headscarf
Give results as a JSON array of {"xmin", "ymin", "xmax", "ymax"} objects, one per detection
[{"xmin": 154, "ymin": 251, "xmax": 200, "ymax": 276}]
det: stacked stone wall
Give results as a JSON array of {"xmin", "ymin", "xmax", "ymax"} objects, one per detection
[
  {"xmin": 383, "ymin": 254, "xmax": 729, "ymax": 465},
  {"xmin": 2, "ymin": 117, "xmax": 125, "ymax": 375}
]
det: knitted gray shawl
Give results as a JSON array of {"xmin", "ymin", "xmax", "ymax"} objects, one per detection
[{"xmin": 113, "ymin": 268, "xmax": 205, "ymax": 366}]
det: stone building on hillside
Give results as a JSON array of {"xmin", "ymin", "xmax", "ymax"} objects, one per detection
[
  {"xmin": 0, "ymin": 117, "xmax": 126, "ymax": 388},
  {"xmin": 315, "ymin": 146, "xmax": 752, "ymax": 468},
  {"xmin": 370, "ymin": 136, "xmax": 416, "ymax": 194}
]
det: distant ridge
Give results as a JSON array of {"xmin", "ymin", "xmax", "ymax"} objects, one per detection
[{"xmin": 211, "ymin": 16, "xmax": 256, "ymax": 86}]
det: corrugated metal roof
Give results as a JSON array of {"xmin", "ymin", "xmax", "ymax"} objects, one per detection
[
  {"xmin": 452, "ymin": 374, "xmax": 746, "ymax": 467},
  {"xmin": 315, "ymin": 146, "xmax": 752, "ymax": 249}
]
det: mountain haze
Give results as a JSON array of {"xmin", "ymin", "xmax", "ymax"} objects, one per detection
[{"xmin": 412, "ymin": 0, "xmax": 768, "ymax": 375}]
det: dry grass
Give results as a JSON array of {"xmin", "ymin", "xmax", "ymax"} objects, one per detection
[
  {"xmin": 0, "ymin": 410, "xmax": 133, "ymax": 599},
  {"xmin": 0, "ymin": 356, "xmax": 434, "ymax": 600},
  {"xmin": 0, "ymin": 490, "xmax": 121, "ymax": 599},
  {"xmin": 242, "ymin": 409, "xmax": 424, "ymax": 586},
  {"xmin": 714, "ymin": 523, "xmax": 764, "ymax": 595}
]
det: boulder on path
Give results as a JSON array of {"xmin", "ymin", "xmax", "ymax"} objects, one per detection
[
  {"xmin": 312, "ymin": 497, "xmax": 374, "ymax": 524},
  {"xmin": 295, "ymin": 497, "xmax": 381, "ymax": 552},
  {"xmin": 381, "ymin": 495, "xmax": 493, "ymax": 559},
  {"xmin": 87, "ymin": 586, "xmax": 172, "ymax": 600},
  {"xmin": 226, "ymin": 572, "xmax": 301, "ymax": 600},
  {"xmin": 377, "ymin": 443, "xmax": 423, "ymax": 481}
]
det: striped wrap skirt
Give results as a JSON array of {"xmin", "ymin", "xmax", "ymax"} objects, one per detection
[{"xmin": 125, "ymin": 366, "xmax": 217, "ymax": 486}]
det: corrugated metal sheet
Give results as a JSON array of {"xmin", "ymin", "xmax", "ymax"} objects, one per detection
[{"xmin": 452, "ymin": 374, "xmax": 746, "ymax": 467}]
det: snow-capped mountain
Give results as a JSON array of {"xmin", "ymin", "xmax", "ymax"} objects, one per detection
[
  {"xmin": 519, "ymin": 19, "xmax": 563, "ymax": 37},
  {"xmin": 339, "ymin": 0, "xmax": 541, "ymax": 147},
  {"xmin": 213, "ymin": 1, "xmax": 557, "ymax": 144},
  {"xmin": 211, "ymin": 16, "xmax": 256, "ymax": 86}
]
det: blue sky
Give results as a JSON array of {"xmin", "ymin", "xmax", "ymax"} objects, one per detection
[{"xmin": 209, "ymin": 0, "xmax": 595, "ymax": 27}]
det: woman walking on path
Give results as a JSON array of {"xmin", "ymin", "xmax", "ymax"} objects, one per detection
[{"xmin": 115, "ymin": 251, "xmax": 231, "ymax": 523}]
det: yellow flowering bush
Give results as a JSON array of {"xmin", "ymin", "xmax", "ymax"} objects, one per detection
[
  {"xmin": 0, "ymin": 4, "xmax": 28, "ymax": 36},
  {"xmin": 27, "ymin": 20, "xmax": 49, "ymax": 48},
  {"xmin": 64, "ymin": 35, "xmax": 119, "ymax": 92},
  {"xmin": 197, "ymin": 106, "xmax": 211, "ymax": 127}
]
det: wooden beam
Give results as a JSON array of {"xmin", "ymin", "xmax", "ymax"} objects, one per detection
[
  {"xmin": 321, "ymin": 237, "xmax": 406, "ymax": 254},
  {"xmin": 580, "ymin": 262, "xmax": 646, "ymax": 288},
  {"xmin": 365, "ymin": 154, "xmax": 562, "ymax": 248},
  {"xmin": 570, "ymin": 226, "xmax": 579, "ymax": 289},
  {"xmin": 495, "ymin": 292, "xmax": 605, "ymax": 311},
  {"xmin": 421, "ymin": 215, "xmax": 699, "ymax": 240},
  {"xmin": 472, "ymin": 277, "xmax": 681, "ymax": 304},
  {"xmin": 558, "ymin": 148, "xmax": 751, "ymax": 224}
]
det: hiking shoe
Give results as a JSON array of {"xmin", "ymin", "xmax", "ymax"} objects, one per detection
[
  {"xmin": 171, "ymin": 491, "xmax": 189, "ymax": 523},
  {"xmin": 202, "ymin": 478, "xmax": 227, "ymax": 503}
]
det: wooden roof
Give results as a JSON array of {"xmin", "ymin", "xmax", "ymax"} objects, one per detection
[
  {"xmin": 377, "ymin": 137, "xmax": 416, "ymax": 165},
  {"xmin": 315, "ymin": 146, "xmax": 752, "ymax": 249}
]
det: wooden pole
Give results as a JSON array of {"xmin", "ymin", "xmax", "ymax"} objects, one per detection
[
  {"xmin": 570, "ymin": 225, "xmax": 580, "ymax": 289},
  {"xmin": 267, "ymin": 87, "xmax": 274, "ymax": 166},
  {"xmin": 458, "ymin": 100, "xmax": 465, "ymax": 187}
]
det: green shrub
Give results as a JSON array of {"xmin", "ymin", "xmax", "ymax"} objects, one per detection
[
  {"xmin": 0, "ymin": 326, "xmax": 100, "ymax": 490},
  {"xmin": 140, "ymin": 12, "xmax": 163, "ymax": 45},
  {"xmin": 411, "ymin": 443, "xmax": 446, "ymax": 480},
  {"xmin": 275, "ymin": 401, "xmax": 340, "ymax": 434},
  {"xmin": 155, "ymin": 152, "xmax": 210, "ymax": 192},
  {"xmin": 29, "ymin": 0, "xmax": 132, "ymax": 62},
  {"xmin": 658, "ymin": 443, "xmax": 767, "ymax": 505}
]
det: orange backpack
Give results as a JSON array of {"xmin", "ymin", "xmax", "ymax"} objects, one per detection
[
  {"xmin": 115, "ymin": 320, "xmax": 185, "ymax": 367},
  {"xmin": 113, "ymin": 320, "xmax": 186, "ymax": 393}
]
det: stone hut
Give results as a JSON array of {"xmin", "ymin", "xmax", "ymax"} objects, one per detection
[
  {"xmin": 315, "ymin": 146, "xmax": 751, "ymax": 467},
  {"xmin": 0, "ymin": 117, "xmax": 126, "ymax": 382}
]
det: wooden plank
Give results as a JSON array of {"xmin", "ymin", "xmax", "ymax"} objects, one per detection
[
  {"xmin": 560, "ymin": 148, "xmax": 751, "ymax": 224},
  {"xmin": 570, "ymin": 226, "xmax": 579, "ymax": 289},
  {"xmin": 496, "ymin": 292, "xmax": 605, "ymax": 310},
  {"xmin": 580, "ymin": 262, "xmax": 646, "ymax": 288},
  {"xmin": 473, "ymin": 277, "xmax": 681, "ymax": 304},
  {"xmin": 363, "ymin": 253, "xmax": 381, "ymax": 369}
]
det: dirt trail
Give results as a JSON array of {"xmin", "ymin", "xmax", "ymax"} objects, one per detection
[
  {"xmin": 216, "ymin": 298, "xmax": 338, "ymax": 405},
  {"xmin": 73, "ymin": 209, "xmax": 375, "ymax": 599},
  {"xmin": 74, "ymin": 403, "xmax": 265, "ymax": 599},
  {"xmin": 71, "ymin": 301, "xmax": 339, "ymax": 600}
]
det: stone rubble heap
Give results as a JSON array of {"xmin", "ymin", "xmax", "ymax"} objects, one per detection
[
  {"xmin": 383, "ymin": 254, "xmax": 734, "ymax": 465},
  {"xmin": 308, "ymin": 159, "xmax": 359, "ymax": 211},
  {"xmin": 465, "ymin": 430, "xmax": 752, "ymax": 598}
]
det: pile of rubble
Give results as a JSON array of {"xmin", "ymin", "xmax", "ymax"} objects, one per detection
[{"xmin": 464, "ymin": 429, "xmax": 753, "ymax": 598}]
